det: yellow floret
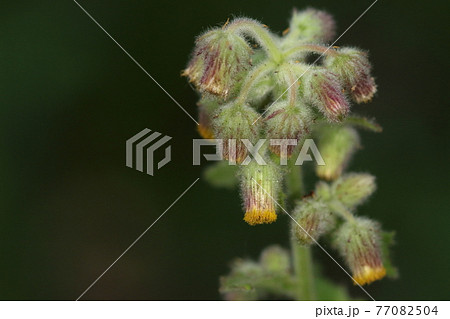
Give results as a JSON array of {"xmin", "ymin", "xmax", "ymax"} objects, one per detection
[
  {"xmin": 353, "ymin": 265, "xmax": 386, "ymax": 285},
  {"xmin": 244, "ymin": 209, "xmax": 277, "ymax": 226},
  {"xmin": 197, "ymin": 124, "xmax": 215, "ymax": 139}
]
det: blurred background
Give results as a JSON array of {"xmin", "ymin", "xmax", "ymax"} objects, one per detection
[{"xmin": 1, "ymin": 0, "xmax": 449, "ymax": 300}]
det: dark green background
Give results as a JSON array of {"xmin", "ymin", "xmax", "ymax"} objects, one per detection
[{"xmin": 1, "ymin": 0, "xmax": 449, "ymax": 300}]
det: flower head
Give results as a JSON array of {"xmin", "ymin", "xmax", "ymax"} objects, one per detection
[
  {"xmin": 325, "ymin": 48, "xmax": 377, "ymax": 103},
  {"xmin": 335, "ymin": 217, "xmax": 386, "ymax": 285},
  {"xmin": 292, "ymin": 198, "xmax": 335, "ymax": 245},
  {"xmin": 213, "ymin": 103, "xmax": 261, "ymax": 163},
  {"xmin": 316, "ymin": 125, "xmax": 360, "ymax": 180},
  {"xmin": 183, "ymin": 29, "xmax": 252, "ymax": 99},
  {"xmin": 285, "ymin": 8, "xmax": 336, "ymax": 44},
  {"xmin": 240, "ymin": 160, "xmax": 281, "ymax": 225},
  {"xmin": 332, "ymin": 173, "xmax": 376, "ymax": 208},
  {"xmin": 303, "ymin": 69, "xmax": 349, "ymax": 122},
  {"xmin": 265, "ymin": 101, "xmax": 314, "ymax": 157}
]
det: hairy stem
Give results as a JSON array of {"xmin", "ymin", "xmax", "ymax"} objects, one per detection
[
  {"xmin": 236, "ymin": 62, "xmax": 274, "ymax": 105},
  {"xmin": 226, "ymin": 19, "xmax": 283, "ymax": 63},
  {"xmin": 286, "ymin": 163, "xmax": 317, "ymax": 300},
  {"xmin": 329, "ymin": 200, "xmax": 356, "ymax": 223}
]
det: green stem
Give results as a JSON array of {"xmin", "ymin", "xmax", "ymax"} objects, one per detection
[
  {"xmin": 236, "ymin": 62, "xmax": 274, "ymax": 105},
  {"xmin": 286, "ymin": 163, "xmax": 317, "ymax": 300},
  {"xmin": 226, "ymin": 19, "xmax": 283, "ymax": 63},
  {"xmin": 329, "ymin": 200, "xmax": 356, "ymax": 223},
  {"xmin": 286, "ymin": 154, "xmax": 303, "ymax": 201},
  {"xmin": 291, "ymin": 237, "xmax": 316, "ymax": 300}
]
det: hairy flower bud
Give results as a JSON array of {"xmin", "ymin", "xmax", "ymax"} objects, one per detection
[
  {"xmin": 265, "ymin": 101, "xmax": 314, "ymax": 157},
  {"xmin": 239, "ymin": 160, "xmax": 281, "ymax": 225},
  {"xmin": 316, "ymin": 125, "xmax": 360, "ymax": 181},
  {"xmin": 325, "ymin": 48, "xmax": 377, "ymax": 103},
  {"xmin": 213, "ymin": 103, "xmax": 261, "ymax": 163},
  {"xmin": 332, "ymin": 173, "xmax": 376, "ymax": 208},
  {"xmin": 335, "ymin": 217, "xmax": 386, "ymax": 285},
  {"xmin": 260, "ymin": 246, "xmax": 290, "ymax": 273},
  {"xmin": 285, "ymin": 8, "xmax": 336, "ymax": 44},
  {"xmin": 303, "ymin": 69, "xmax": 349, "ymax": 122},
  {"xmin": 292, "ymin": 198, "xmax": 334, "ymax": 245},
  {"xmin": 182, "ymin": 29, "xmax": 252, "ymax": 98}
]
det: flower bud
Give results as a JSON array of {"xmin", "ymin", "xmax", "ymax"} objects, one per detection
[
  {"xmin": 239, "ymin": 160, "xmax": 281, "ymax": 225},
  {"xmin": 182, "ymin": 29, "xmax": 252, "ymax": 99},
  {"xmin": 265, "ymin": 101, "xmax": 314, "ymax": 157},
  {"xmin": 213, "ymin": 103, "xmax": 261, "ymax": 163},
  {"xmin": 303, "ymin": 69, "xmax": 349, "ymax": 122},
  {"xmin": 335, "ymin": 217, "xmax": 386, "ymax": 285},
  {"xmin": 260, "ymin": 246, "xmax": 290, "ymax": 273},
  {"xmin": 316, "ymin": 125, "xmax": 360, "ymax": 181},
  {"xmin": 292, "ymin": 198, "xmax": 334, "ymax": 245},
  {"xmin": 285, "ymin": 8, "xmax": 336, "ymax": 44},
  {"xmin": 324, "ymin": 48, "xmax": 377, "ymax": 103},
  {"xmin": 332, "ymin": 173, "xmax": 376, "ymax": 208}
]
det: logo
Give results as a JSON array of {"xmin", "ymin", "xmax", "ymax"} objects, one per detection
[
  {"xmin": 126, "ymin": 128, "xmax": 172, "ymax": 176},
  {"xmin": 126, "ymin": 128, "xmax": 325, "ymax": 177},
  {"xmin": 192, "ymin": 138, "xmax": 325, "ymax": 166}
]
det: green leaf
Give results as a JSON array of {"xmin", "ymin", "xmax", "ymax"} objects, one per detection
[
  {"xmin": 344, "ymin": 115, "xmax": 382, "ymax": 133},
  {"xmin": 203, "ymin": 161, "xmax": 239, "ymax": 189},
  {"xmin": 220, "ymin": 246, "xmax": 297, "ymax": 300},
  {"xmin": 381, "ymin": 231, "xmax": 399, "ymax": 279}
]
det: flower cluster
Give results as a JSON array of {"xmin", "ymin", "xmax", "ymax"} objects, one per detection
[
  {"xmin": 292, "ymin": 172, "xmax": 387, "ymax": 285},
  {"xmin": 184, "ymin": 8, "xmax": 393, "ymax": 292},
  {"xmin": 183, "ymin": 8, "xmax": 377, "ymax": 226}
]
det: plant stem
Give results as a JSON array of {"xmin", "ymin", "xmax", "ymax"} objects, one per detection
[
  {"xmin": 291, "ymin": 237, "xmax": 316, "ymax": 300},
  {"xmin": 236, "ymin": 62, "xmax": 274, "ymax": 105},
  {"xmin": 286, "ymin": 163, "xmax": 317, "ymax": 300},
  {"xmin": 286, "ymin": 154, "xmax": 303, "ymax": 201},
  {"xmin": 226, "ymin": 19, "xmax": 283, "ymax": 63},
  {"xmin": 329, "ymin": 200, "xmax": 356, "ymax": 223}
]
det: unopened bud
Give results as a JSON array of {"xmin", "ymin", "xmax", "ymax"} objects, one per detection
[
  {"xmin": 325, "ymin": 48, "xmax": 377, "ymax": 103},
  {"xmin": 214, "ymin": 103, "xmax": 261, "ymax": 163},
  {"xmin": 182, "ymin": 29, "xmax": 252, "ymax": 99},
  {"xmin": 239, "ymin": 160, "xmax": 281, "ymax": 225},
  {"xmin": 285, "ymin": 8, "xmax": 336, "ymax": 44},
  {"xmin": 332, "ymin": 173, "xmax": 376, "ymax": 208},
  {"xmin": 303, "ymin": 69, "xmax": 349, "ymax": 122},
  {"xmin": 260, "ymin": 245, "xmax": 290, "ymax": 273},
  {"xmin": 292, "ymin": 198, "xmax": 334, "ymax": 245},
  {"xmin": 335, "ymin": 217, "xmax": 386, "ymax": 285},
  {"xmin": 265, "ymin": 101, "xmax": 314, "ymax": 157},
  {"xmin": 316, "ymin": 125, "xmax": 360, "ymax": 180}
]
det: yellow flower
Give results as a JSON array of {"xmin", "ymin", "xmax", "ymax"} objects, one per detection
[
  {"xmin": 197, "ymin": 124, "xmax": 214, "ymax": 139},
  {"xmin": 240, "ymin": 161, "xmax": 281, "ymax": 225},
  {"xmin": 244, "ymin": 209, "xmax": 277, "ymax": 225},
  {"xmin": 353, "ymin": 265, "xmax": 386, "ymax": 285},
  {"xmin": 335, "ymin": 217, "xmax": 387, "ymax": 286}
]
